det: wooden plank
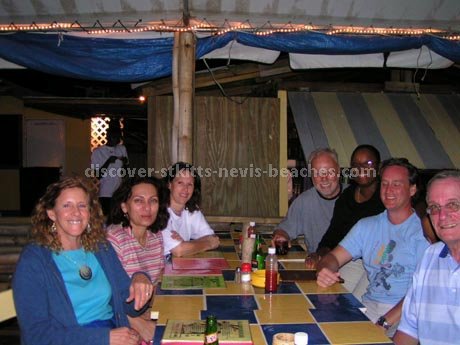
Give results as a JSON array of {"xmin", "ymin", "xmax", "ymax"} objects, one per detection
[
  {"xmin": 149, "ymin": 96, "xmax": 174, "ymax": 172},
  {"xmin": 195, "ymin": 97, "xmax": 238, "ymax": 215},
  {"xmin": 206, "ymin": 216, "xmax": 282, "ymax": 224},
  {"xmin": 278, "ymin": 91, "xmax": 288, "ymax": 217},
  {"xmin": 312, "ymin": 92, "xmax": 357, "ymax": 166},
  {"xmin": 415, "ymin": 94, "xmax": 460, "ymax": 168},
  {"xmin": 363, "ymin": 93, "xmax": 424, "ymax": 168},
  {"xmin": 247, "ymin": 97, "xmax": 279, "ymax": 217}
]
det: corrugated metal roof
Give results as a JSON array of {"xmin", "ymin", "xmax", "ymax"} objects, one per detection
[{"xmin": 289, "ymin": 92, "xmax": 460, "ymax": 169}]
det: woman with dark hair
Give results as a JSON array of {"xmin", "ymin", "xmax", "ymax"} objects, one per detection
[
  {"xmin": 162, "ymin": 162, "xmax": 220, "ymax": 257},
  {"xmin": 107, "ymin": 176, "xmax": 168, "ymax": 282},
  {"xmin": 107, "ymin": 176, "xmax": 169, "ymax": 344},
  {"xmin": 13, "ymin": 177, "xmax": 152, "ymax": 345}
]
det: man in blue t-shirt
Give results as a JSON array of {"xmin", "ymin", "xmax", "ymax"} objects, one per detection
[{"xmin": 316, "ymin": 158, "xmax": 429, "ymax": 336}]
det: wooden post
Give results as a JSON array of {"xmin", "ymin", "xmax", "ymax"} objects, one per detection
[
  {"xmin": 171, "ymin": 31, "xmax": 195, "ymax": 165},
  {"xmin": 171, "ymin": 32, "xmax": 180, "ymax": 163}
]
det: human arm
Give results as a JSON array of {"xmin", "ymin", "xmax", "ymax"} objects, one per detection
[
  {"xmin": 375, "ymin": 298, "xmax": 403, "ymax": 331},
  {"xmin": 170, "ymin": 233, "xmax": 220, "ymax": 257},
  {"xmin": 393, "ymin": 331, "xmax": 418, "ymax": 345},
  {"xmin": 316, "ymin": 245, "xmax": 352, "ymax": 287}
]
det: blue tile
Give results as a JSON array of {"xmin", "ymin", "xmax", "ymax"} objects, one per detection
[
  {"xmin": 205, "ymin": 295, "xmax": 258, "ymax": 311},
  {"xmin": 152, "ymin": 324, "xmax": 165, "ymax": 345},
  {"xmin": 307, "ymin": 293, "xmax": 365, "ymax": 309},
  {"xmin": 222, "ymin": 269, "xmax": 236, "ymax": 281},
  {"xmin": 276, "ymin": 281, "xmax": 301, "ymax": 293},
  {"xmin": 310, "ymin": 306, "xmax": 369, "ymax": 322},
  {"xmin": 261, "ymin": 324, "xmax": 330, "ymax": 345},
  {"xmin": 219, "ymin": 245, "xmax": 237, "ymax": 252}
]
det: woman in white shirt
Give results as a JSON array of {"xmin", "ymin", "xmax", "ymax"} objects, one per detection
[{"xmin": 162, "ymin": 162, "xmax": 220, "ymax": 257}]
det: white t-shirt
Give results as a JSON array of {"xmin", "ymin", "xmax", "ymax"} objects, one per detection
[
  {"xmin": 162, "ymin": 207, "xmax": 215, "ymax": 255},
  {"xmin": 91, "ymin": 144, "xmax": 128, "ymax": 197}
]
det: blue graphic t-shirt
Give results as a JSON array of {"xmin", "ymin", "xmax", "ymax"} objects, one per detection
[{"xmin": 340, "ymin": 210, "xmax": 429, "ymax": 305}]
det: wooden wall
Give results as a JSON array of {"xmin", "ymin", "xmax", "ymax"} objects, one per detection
[{"xmin": 149, "ymin": 96, "xmax": 280, "ymax": 217}]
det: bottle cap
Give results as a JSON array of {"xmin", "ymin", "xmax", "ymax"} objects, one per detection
[
  {"xmin": 294, "ymin": 332, "xmax": 309, "ymax": 345},
  {"xmin": 249, "ymin": 221, "xmax": 255, "ymax": 226},
  {"xmin": 241, "ymin": 263, "xmax": 252, "ymax": 272},
  {"xmin": 268, "ymin": 247, "xmax": 276, "ymax": 255}
]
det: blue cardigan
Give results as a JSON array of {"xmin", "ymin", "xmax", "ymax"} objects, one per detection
[{"xmin": 13, "ymin": 243, "xmax": 148, "ymax": 345}]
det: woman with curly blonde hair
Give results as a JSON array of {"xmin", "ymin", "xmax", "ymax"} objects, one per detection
[{"xmin": 13, "ymin": 176, "xmax": 154, "ymax": 345}]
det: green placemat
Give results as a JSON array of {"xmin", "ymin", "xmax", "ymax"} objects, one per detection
[{"xmin": 161, "ymin": 275, "xmax": 226, "ymax": 290}]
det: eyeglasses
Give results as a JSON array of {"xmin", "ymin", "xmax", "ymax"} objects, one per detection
[
  {"xmin": 350, "ymin": 160, "xmax": 376, "ymax": 169},
  {"xmin": 426, "ymin": 201, "xmax": 460, "ymax": 216}
]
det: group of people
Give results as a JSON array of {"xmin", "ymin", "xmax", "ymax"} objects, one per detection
[
  {"xmin": 12, "ymin": 136, "xmax": 459, "ymax": 345},
  {"xmin": 275, "ymin": 145, "xmax": 459, "ymax": 344},
  {"xmin": 13, "ymin": 161, "xmax": 220, "ymax": 345}
]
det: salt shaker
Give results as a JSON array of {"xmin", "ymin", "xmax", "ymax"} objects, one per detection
[{"xmin": 234, "ymin": 267, "xmax": 241, "ymax": 283}]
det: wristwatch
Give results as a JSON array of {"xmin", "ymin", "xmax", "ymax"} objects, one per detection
[{"xmin": 376, "ymin": 316, "xmax": 391, "ymax": 330}]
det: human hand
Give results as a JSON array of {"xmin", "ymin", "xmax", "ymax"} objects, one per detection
[
  {"xmin": 316, "ymin": 267, "xmax": 342, "ymax": 287},
  {"xmin": 204, "ymin": 234, "xmax": 220, "ymax": 250},
  {"xmin": 271, "ymin": 230, "xmax": 291, "ymax": 248},
  {"xmin": 128, "ymin": 315, "xmax": 156, "ymax": 343},
  {"xmin": 171, "ymin": 230, "xmax": 184, "ymax": 242},
  {"xmin": 109, "ymin": 327, "xmax": 141, "ymax": 345},
  {"xmin": 127, "ymin": 273, "xmax": 153, "ymax": 310},
  {"xmin": 305, "ymin": 253, "xmax": 321, "ymax": 269}
]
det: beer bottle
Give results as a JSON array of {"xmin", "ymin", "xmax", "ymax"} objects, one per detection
[
  {"xmin": 204, "ymin": 315, "xmax": 219, "ymax": 345},
  {"xmin": 251, "ymin": 233, "xmax": 265, "ymax": 271}
]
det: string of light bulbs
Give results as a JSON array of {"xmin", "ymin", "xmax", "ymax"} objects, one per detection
[{"xmin": 0, "ymin": 18, "xmax": 458, "ymax": 40}]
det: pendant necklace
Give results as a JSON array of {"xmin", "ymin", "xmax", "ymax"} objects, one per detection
[{"xmin": 60, "ymin": 250, "xmax": 93, "ymax": 281}]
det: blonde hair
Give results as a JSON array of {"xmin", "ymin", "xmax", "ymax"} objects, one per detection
[{"xmin": 31, "ymin": 177, "xmax": 107, "ymax": 252}]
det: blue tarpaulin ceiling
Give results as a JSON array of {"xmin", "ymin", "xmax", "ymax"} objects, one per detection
[{"xmin": 0, "ymin": 31, "xmax": 459, "ymax": 82}]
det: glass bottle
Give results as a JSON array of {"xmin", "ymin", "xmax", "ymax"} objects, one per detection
[
  {"xmin": 264, "ymin": 247, "xmax": 278, "ymax": 293},
  {"xmin": 204, "ymin": 315, "xmax": 219, "ymax": 345},
  {"xmin": 247, "ymin": 221, "xmax": 256, "ymax": 238},
  {"xmin": 251, "ymin": 233, "xmax": 265, "ymax": 271}
]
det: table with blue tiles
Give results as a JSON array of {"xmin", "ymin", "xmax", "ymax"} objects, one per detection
[{"xmin": 151, "ymin": 231, "xmax": 393, "ymax": 345}]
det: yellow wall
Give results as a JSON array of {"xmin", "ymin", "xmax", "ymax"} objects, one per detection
[{"xmin": 0, "ymin": 96, "xmax": 91, "ymax": 212}]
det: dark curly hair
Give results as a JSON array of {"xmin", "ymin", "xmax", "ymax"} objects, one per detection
[
  {"xmin": 107, "ymin": 176, "xmax": 169, "ymax": 232},
  {"xmin": 163, "ymin": 162, "xmax": 202, "ymax": 213},
  {"xmin": 31, "ymin": 176, "xmax": 106, "ymax": 252}
]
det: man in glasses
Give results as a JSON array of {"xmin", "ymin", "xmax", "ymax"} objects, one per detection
[
  {"xmin": 394, "ymin": 170, "xmax": 460, "ymax": 345},
  {"xmin": 316, "ymin": 158, "xmax": 429, "ymax": 336}
]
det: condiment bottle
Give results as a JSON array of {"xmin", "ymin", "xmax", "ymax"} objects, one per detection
[
  {"xmin": 204, "ymin": 315, "xmax": 219, "ymax": 345},
  {"xmin": 247, "ymin": 221, "xmax": 256, "ymax": 237},
  {"xmin": 264, "ymin": 247, "xmax": 278, "ymax": 293},
  {"xmin": 241, "ymin": 263, "xmax": 252, "ymax": 283}
]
